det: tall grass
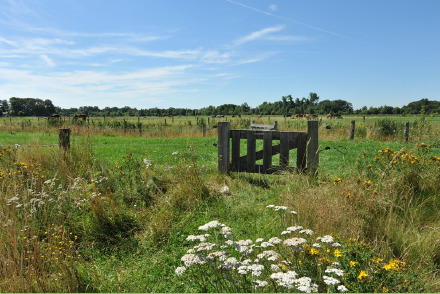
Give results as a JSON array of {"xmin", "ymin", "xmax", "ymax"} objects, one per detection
[{"xmin": 0, "ymin": 117, "xmax": 440, "ymax": 292}]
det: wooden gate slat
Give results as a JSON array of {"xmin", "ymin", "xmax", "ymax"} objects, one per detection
[
  {"xmin": 280, "ymin": 132, "xmax": 289, "ymax": 167},
  {"xmin": 231, "ymin": 130, "xmax": 241, "ymax": 171},
  {"xmin": 263, "ymin": 131, "xmax": 273, "ymax": 172},
  {"xmin": 247, "ymin": 130, "xmax": 256, "ymax": 173}
]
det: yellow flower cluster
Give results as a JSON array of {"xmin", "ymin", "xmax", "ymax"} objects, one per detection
[
  {"xmin": 375, "ymin": 147, "xmax": 421, "ymax": 167},
  {"xmin": 382, "ymin": 259, "xmax": 406, "ymax": 271},
  {"xmin": 40, "ymin": 225, "xmax": 80, "ymax": 263},
  {"xmin": 333, "ymin": 178, "xmax": 343, "ymax": 184}
]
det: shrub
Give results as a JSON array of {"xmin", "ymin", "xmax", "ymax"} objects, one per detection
[{"xmin": 377, "ymin": 118, "xmax": 401, "ymax": 136}]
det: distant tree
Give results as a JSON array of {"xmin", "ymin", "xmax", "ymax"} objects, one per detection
[
  {"xmin": 380, "ymin": 105, "xmax": 394, "ymax": 115},
  {"xmin": 0, "ymin": 100, "xmax": 8, "ymax": 113},
  {"xmin": 9, "ymin": 97, "xmax": 56, "ymax": 116},
  {"xmin": 309, "ymin": 92, "xmax": 320, "ymax": 105},
  {"xmin": 44, "ymin": 99, "xmax": 56, "ymax": 115},
  {"xmin": 401, "ymin": 98, "xmax": 440, "ymax": 114},
  {"xmin": 368, "ymin": 107, "xmax": 380, "ymax": 115}
]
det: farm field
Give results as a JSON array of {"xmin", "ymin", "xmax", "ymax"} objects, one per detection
[{"xmin": 1, "ymin": 115, "xmax": 440, "ymax": 292}]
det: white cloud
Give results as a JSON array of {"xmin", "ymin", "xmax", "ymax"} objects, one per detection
[
  {"xmin": 40, "ymin": 54, "xmax": 56, "ymax": 67},
  {"xmin": 0, "ymin": 64, "xmax": 224, "ymax": 107},
  {"xmin": 234, "ymin": 25, "xmax": 285, "ymax": 46},
  {"xmin": 268, "ymin": 4, "xmax": 277, "ymax": 11}
]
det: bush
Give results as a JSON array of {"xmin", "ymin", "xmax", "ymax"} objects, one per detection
[{"xmin": 377, "ymin": 118, "xmax": 401, "ymax": 136}]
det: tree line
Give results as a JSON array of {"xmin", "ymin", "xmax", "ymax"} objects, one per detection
[{"xmin": 1, "ymin": 94, "xmax": 439, "ymax": 117}]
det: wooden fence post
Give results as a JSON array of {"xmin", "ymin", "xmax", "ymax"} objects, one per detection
[
  {"xmin": 59, "ymin": 128, "xmax": 71, "ymax": 151},
  {"xmin": 307, "ymin": 121, "xmax": 319, "ymax": 173},
  {"xmin": 218, "ymin": 122, "xmax": 230, "ymax": 173},
  {"xmin": 405, "ymin": 122, "xmax": 410, "ymax": 142},
  {"xmin": 350, "ymin": 120, "xmax": 355, "ymax": 140}
]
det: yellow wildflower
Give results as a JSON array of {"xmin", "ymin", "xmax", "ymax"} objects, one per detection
[
  {"xmin": 357, "ymin": 270, "xmax": 368, "ymax": 280},
  {"xmin": 334, "ymin": 249, "xmax": 342, "ymax": 257},
  {"xmin": 350, "ymin": 261, "xmax": 359, "ymax": 267},
  {"xmin": 333, "ymin": 178, "xmax": 343, "ymax": 184},
  {"xmin": 309, "ymin": 248, "xmax": 319, "ymax": 255}
]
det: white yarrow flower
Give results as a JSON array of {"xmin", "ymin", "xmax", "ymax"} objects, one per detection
[
  {"xmin": 283, "ymin": 237, "xmax": 307, "ymax": 247},
  {"xmin": 325, "ymin": 268, "xmax": 344, "ymax": 277},
  {"xmin": 198, "ymin": 220, "xmax": 222, "ymax": 231},
  {"xmin": 253, "ymin": 280, "xmax": 268, "ymax": 288},
  {"xmin": 337, "ymin": 285, "xmax": 349, "ymax": 292},
  {"xmin": 323, "ymin": 275, "xmax": 341, "ymax": 285},
  {"xmin": 143, "ymin": 158, "xmax": 152, "ymax": 168},
  {"xmin": 186, "ymin": 234, "xmax": 207, "ymax": 242},
  {"xmin": 175, "ymin": 266, "xmax": 186, "ymax": 275},
  {"xmin": 317, "ymin": 235, "xmax": 334, "ymax": 243},
  {"xmin": 286, "ymin": 225, "xmax": 303, "ymax": 232},
  {"xmin": 268, "ymin": 237, "xmax": 282, "ymax": 244},
  {"xmin": 181, "ymin": 254, "xmax": 205, "ymax": 267},
  {"xmin": 299, "ymin": 229, "xmax": 314, "ymax": 235}
]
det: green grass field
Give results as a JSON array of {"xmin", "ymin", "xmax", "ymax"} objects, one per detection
[{"xmin": 0, "ymin": 116, "xmax": 439, "ymax": 292}]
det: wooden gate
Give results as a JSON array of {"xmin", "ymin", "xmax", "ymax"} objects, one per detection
[{"xmin": 218, "ymin": 121, "xmax": 319, "ymax": 174}]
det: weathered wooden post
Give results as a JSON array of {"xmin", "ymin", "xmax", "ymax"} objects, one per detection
[
  {"xmin": 59, "ymin": 128, "xmax": 71, "ymax": 151},
  {"xmin": 218, "ymin": 122, "xmax": 230, "ymax": 173},
  {"xmin": 202, "ymin": 124, "xmax": 206, "ymax": 137},
  {"xmin": 307, "ymin": 121, "xmax": 319, "ymax": 173},
  {"xmin": 405, "ymin": 122, "xmax": 410, "ymax": 142},
  {"xmin": 350, "ymin": 120, "xmax": 355, "ymax": 140}
]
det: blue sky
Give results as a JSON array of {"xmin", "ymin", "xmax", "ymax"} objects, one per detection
[{"xmin": 1, "ymin": 0, "xmax": 439, "ymax": 110}]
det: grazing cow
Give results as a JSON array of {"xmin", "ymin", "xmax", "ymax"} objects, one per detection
[
  {"xmin": 327, "ymin": 113, "xmax": 342, "ymax": 119},
  {"xmin": 304, "ymin": 114, "xmax": 311, "ymax": 119},
  {"xmin": 73, "ymin": 113, "xmax": 87, "ymax": 121},
  {"xmin": 295, "ymin": 113, "xmax": 303, "ymax": 118},
  {"xmin": 47, "ymin": 114, "xmax": 61, "ymax": 119},
  {"xmin": 311, "ymin": 114, "xmax": 318, "ymax": 119}
]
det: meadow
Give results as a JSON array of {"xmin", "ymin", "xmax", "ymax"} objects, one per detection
[{"xmin": 0, "ymin": 114, "xmax": 439, "ymax": 292}]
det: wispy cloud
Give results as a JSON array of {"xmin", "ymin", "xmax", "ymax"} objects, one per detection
[
  {"xmin": 234, "ymin": 25, "xmax": 285, "ymax": 46},
  {"xmin": 0, "ymin": 64, "xmax": 206, "ymax": 107},
  {"xmin": 225, "ymin": 0, "xmax": 346, "ymax": 38},
  {"xmin": 268, "ymin": 4, "xmax": 277, "ymax": 11},
  {"xmin": 40, "ymin": 54, "xmax": 56, "ymax": 67}
]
